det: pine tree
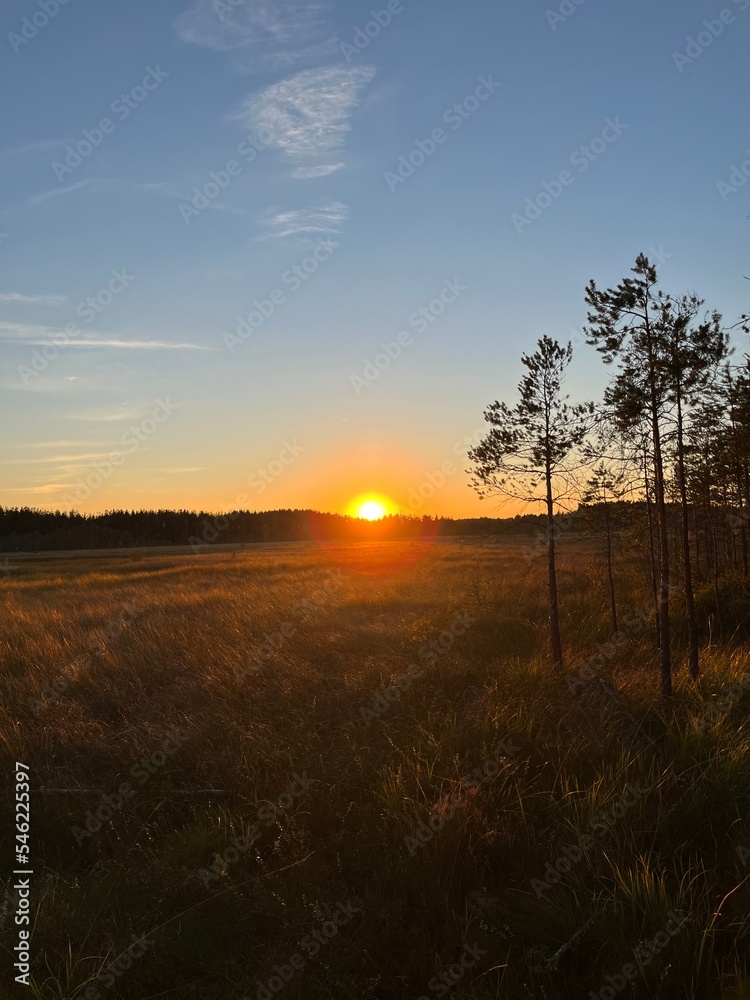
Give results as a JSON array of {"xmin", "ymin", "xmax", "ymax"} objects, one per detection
[
  {"xmin": 585, "ymin": 254, "xmax": 674, "ymax": 702},
  {"xmin": 469, "ymin": 337, "xmax": 592, "ymax": 671}
]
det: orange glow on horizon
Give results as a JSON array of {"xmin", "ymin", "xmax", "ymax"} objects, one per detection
[
  {"xmin": 357, "ymin": 500, "xmax": 386, "ymax": 520},
  {"xmin": 346, "ymin": 493, "xmax": 397, "ymax": 521}
]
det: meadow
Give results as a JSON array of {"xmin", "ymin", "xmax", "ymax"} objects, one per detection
[{"xmin": 1, "ymin": 536, "xmax": 749, "ymax": 999}]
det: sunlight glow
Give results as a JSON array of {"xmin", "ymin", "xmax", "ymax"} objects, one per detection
[
  {"xmin": 357, "ymin": 499, "xmax": 387, "ymax": 521},
  {"xmin": 346, "ymin": 493, "xmax": 395, "ymax": 520}
]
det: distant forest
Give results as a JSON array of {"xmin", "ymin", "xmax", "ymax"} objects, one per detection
[{"xmin": 0, "ymin": 505, "xmax": 552, "ymax": 552}]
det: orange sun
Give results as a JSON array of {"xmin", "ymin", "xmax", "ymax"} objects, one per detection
[
  {"xmin": 347, "ymin": 493, "xmax": 394, "ymax": 520},
  {"xmin": 358, "ymin": 499, "xmax": 387, "ymax": 520}
]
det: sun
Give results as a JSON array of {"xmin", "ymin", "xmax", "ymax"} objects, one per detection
[
  {"xmin": 357, "ymin": 499, "xmax": 387, "ymax": 521},
  {"xmin": 347, "ymin": 493, "xmax": 394, "ymax": 520}
]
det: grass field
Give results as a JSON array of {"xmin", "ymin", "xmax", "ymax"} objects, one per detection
[{"xmin": 1, "ymin": 538, "xmax": 750, "ymax": 999}]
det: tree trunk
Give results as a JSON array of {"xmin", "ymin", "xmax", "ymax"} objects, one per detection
[
  {"xmin": 711, "ymin": 518, "xmax": 723, "ymax": 639},
  {"xmin": 644, "ymin": 449, "xmax": 661, "ymax": 652},
  {"xmin": 604, "ymin": 496, "xmax": 618, "ymax": 633},
  {"xmin": 642, "ymin": 301, "xmax": 671, "ymax": 705},
  {"xmin": 652, "ymin": 405, "xmax": 672, "ymax": 703},
  {"xmin": 676, "ymin": 392, "xmax": 699, "ymax": 679},
  {"xmin": 693, "ymin": 506, "xmax": 703, "ymax": 584},
  {"xmin": 546, "ymin": 469, "xmax": 564, "ymax": 672}
]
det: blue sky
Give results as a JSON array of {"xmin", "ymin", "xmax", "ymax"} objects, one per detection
[{"xmin": 1, "ymin": 0, "xmax": 748, "ymax": 517}]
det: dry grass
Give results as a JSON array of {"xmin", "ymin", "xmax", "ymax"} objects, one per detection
[{"xmin": 0, "ymin": 538, "xmax": 749, "ymax": 999}]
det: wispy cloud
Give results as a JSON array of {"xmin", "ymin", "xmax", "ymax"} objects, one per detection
[
  {"xmin": 47, "ymin": 338, "xmax": 210, "ymax": 350},
  {"xmin": 3, "ymin": 484, "xmax": 74, "ymax": 495},
  {"xmin": 5, "ymin": 484, "xmax": 74, "ymax": 497},
  {"xmin": 258, "ymin": 200, "xmax": 349, "ymax": 241},
  {"xmin": 0, "ymin": 320, "xmax": 209, "ymax": 351},
  {"xmin": 291, "ymin": 162, "xmax": 345, "ymax": 179},
  {"xmin": 0, "ymin": 292, "xmax": 66, "ymax": 305},
  {"xmin": 6, "ymin": 178, "xmax": 102, "ymax": 213},
  {"xmin": 175, "ymin": 0, "xmax": 332, "ymax": 66},
  {"xmin": 9, "ymin": 440, "xmax": 106, "ymax": 449},
  {"xmin": 65, "ymin": 408, "xmax": 145, "ymax": 423},
  {"xmin": 5, "ymin": 452, "xmax": 121, "ymax": 466},
  {"xmin": 0, "ymin": 377, "xmax": 85, "ymax": 395},
  {"xmin": 4, "ymin": 178, "xmax": 186, "ymax": 215},
  {"xmin": 0, "ymin": 321, "xmax": 52, "ymax": 339},
  {"xmin": 236, "ymin": 65, "xmax": 376, "ymax": 162}
]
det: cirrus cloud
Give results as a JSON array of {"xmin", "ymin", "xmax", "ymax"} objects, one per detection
[
  {"xmin": 175, "ymin": 0, "xmax": 332, "ymax": 61},
  {"xmin": 291, "ymin": 162, "xmax": 345, "ymax": 179},
  {"xmin": 235, "ymin": 64, "xmax": 376, "ymax": 162},
  {"xmin": 0, "ymin": 321, "xmax": 209, "ymax": 351},
  {"xmin": 0, "ymin": 292, "xmax": 66, "ymax": 305},
  {"xmin": 258, "ymin": 199, "xmax": 349, "ymax": 241}
]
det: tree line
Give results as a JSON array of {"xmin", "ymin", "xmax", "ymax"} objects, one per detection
[
  {"xmin": 470, "ymin": 253, "xmax": 749, "ymax": 704},
  {"xmin": 0, "ymin": 507, "xmax": 550, "ymax": 553}
]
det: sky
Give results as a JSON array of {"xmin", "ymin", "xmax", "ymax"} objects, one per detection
[{"xmin": 0, "ymin": 0, "xmax": 748, "ymax": 519}]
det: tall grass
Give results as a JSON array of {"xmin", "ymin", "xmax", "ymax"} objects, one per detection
[{"xmin": 0, "ymin": 539, "xmax": 748, "ymax": 999}]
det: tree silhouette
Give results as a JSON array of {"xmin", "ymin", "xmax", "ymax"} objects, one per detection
[
  {"xmin": 469, "ymin": 337, "xmax": 592, "ymax": 671},
  {"xmin": 662, "ymin": 296, "xmax": 728, "ymax": 678},
  {"xmin": 585, "ymin": 254, "xmax": 675, "ymax": 703},
  {"xmin": 582, "ymin": 462, "xmax": 629, "ymax": 634}
]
